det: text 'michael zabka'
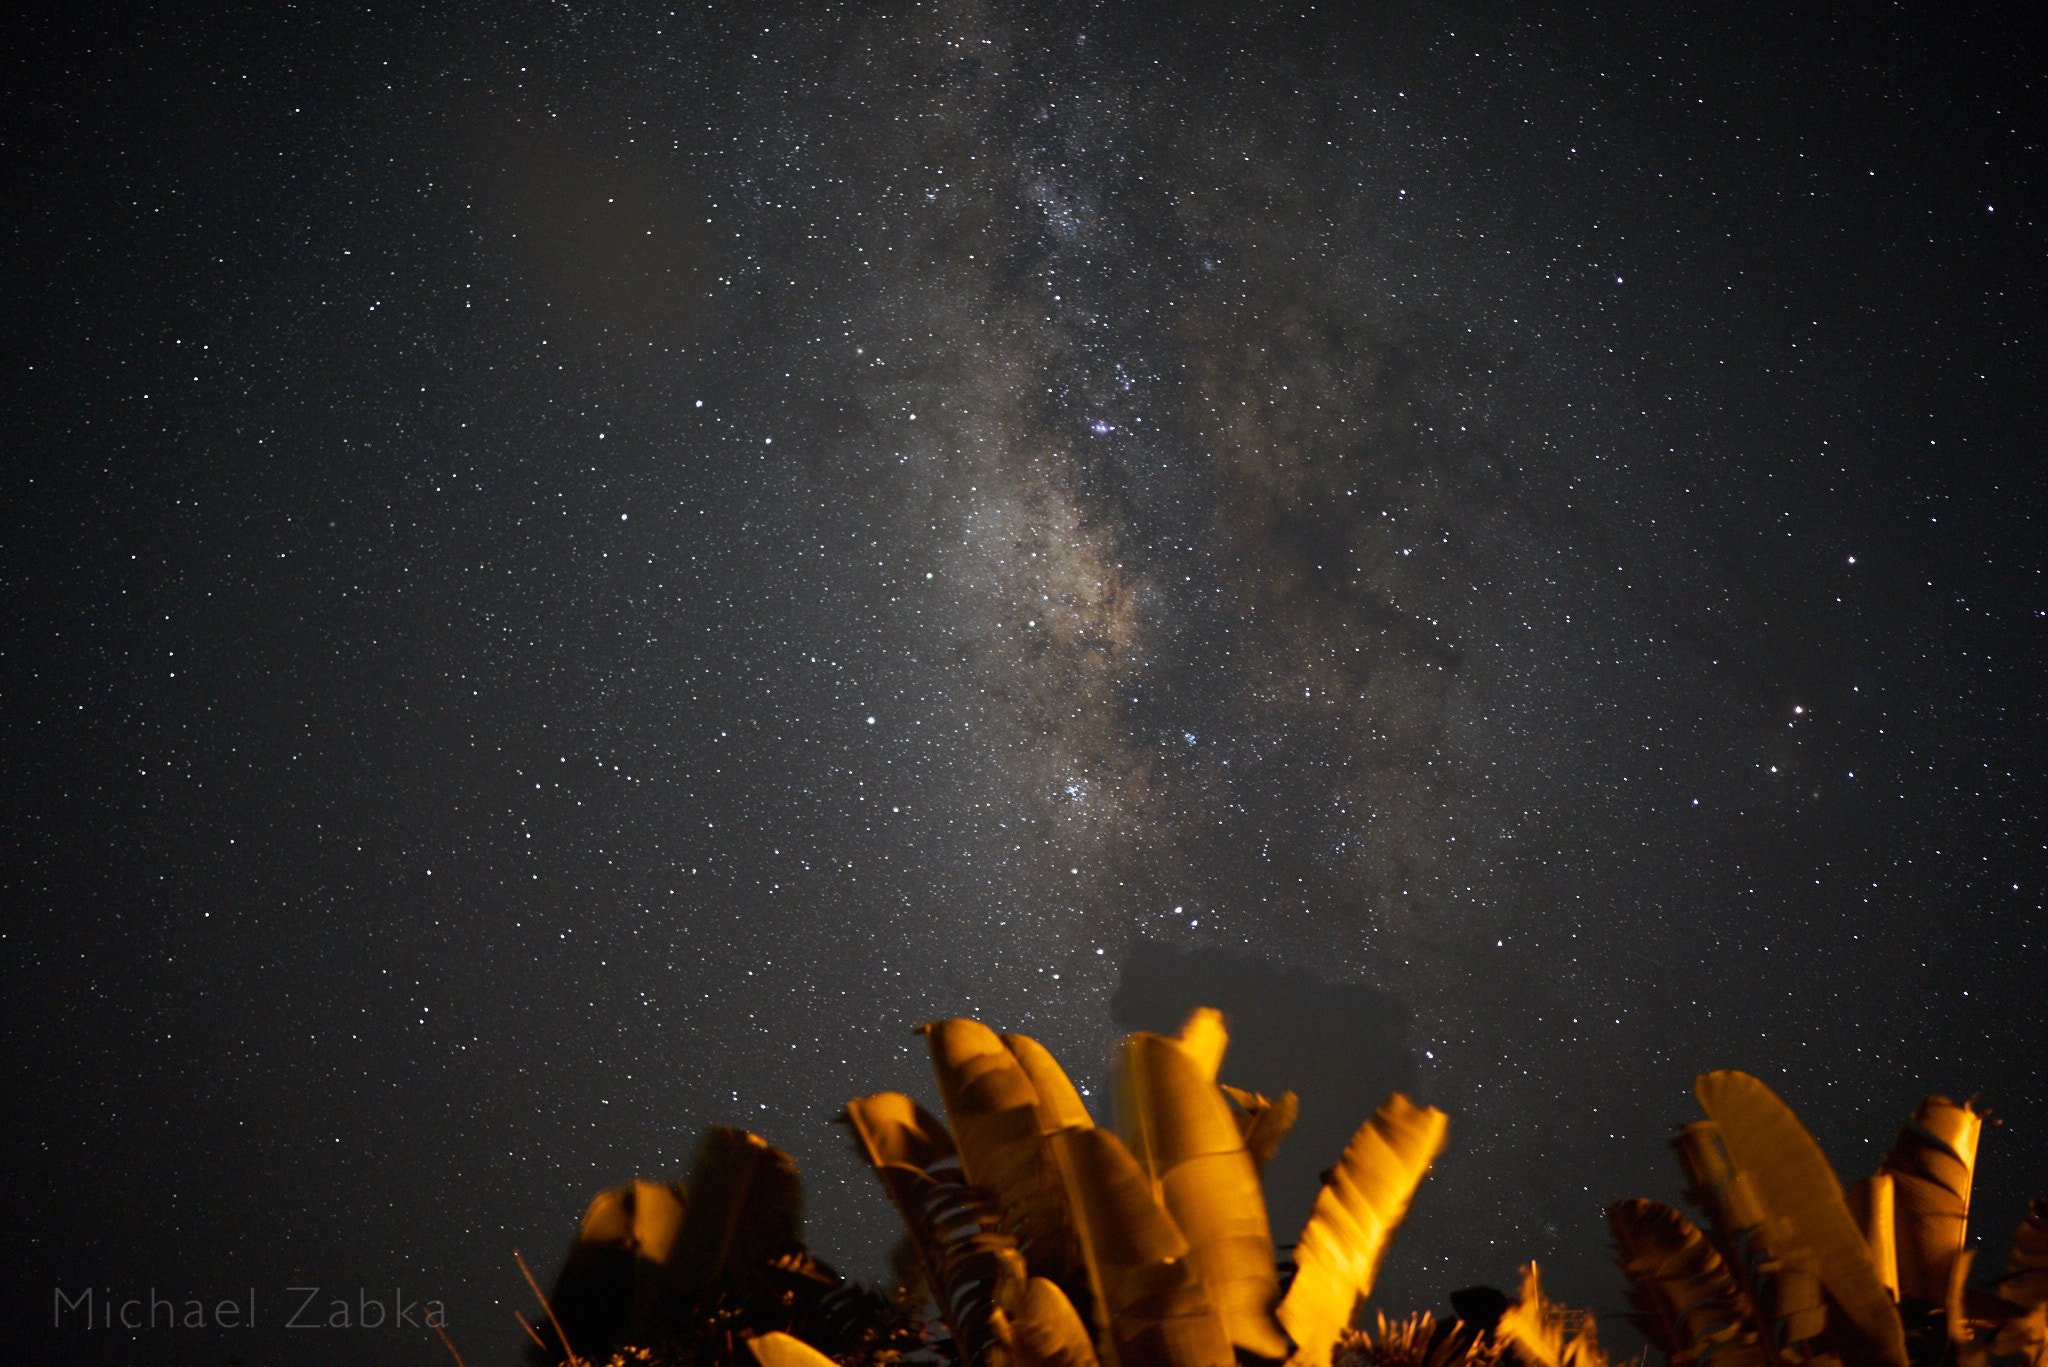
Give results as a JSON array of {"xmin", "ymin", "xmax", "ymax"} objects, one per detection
[{"xmin": 54, "ymin": 1286, "xmax": 449, "ymax": 1330}]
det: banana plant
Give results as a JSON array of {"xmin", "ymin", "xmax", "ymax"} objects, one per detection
[
  {"xmin": 920, "ymin": 1020, "xmax": 1089, "ymax": 1290},
  {"xmin": 1667, "ymin": 1119, "xmax": 1827, "ymax": 1362},
  {"xmin": 843, "ymin": 1010, "xmax": 1450, "ymax": 1367},
  {"xmin": 841, "ymin": 1088, "xmax": 1040, "ymax": 1367},
  {"xmin": 1278, "ymin": 1092, "xmax": 1448, "ymax": 1367},
  {"xmin": 1610, "ymin": 1075, "xmax": 2046, "ymax": 1367},
  {"xmin": 1693, "ymin": 1072, "xmax": 1897, "ymax": 1367},
  {"xmin": 1607, "ymin": 1196, "xmax": 1767, "ymax": 1367}
]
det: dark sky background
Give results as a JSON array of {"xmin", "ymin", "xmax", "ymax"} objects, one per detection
[{"xmin": 4, "ymin": 3, "xmax": 2043, "ymax": 1364}]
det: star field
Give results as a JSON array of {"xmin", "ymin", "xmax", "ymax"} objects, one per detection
[{"xmin": 3, "ymin": 4, "xmax": 2042, "ymax": 1364}]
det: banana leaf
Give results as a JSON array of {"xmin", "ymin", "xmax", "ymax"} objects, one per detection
[
  {"xmin": 750, "ymin": 1330, "xmax": 843, "ymax": 1367},
  {"xmin": 1276, "ymin": 1093, "xmax": 1448, "ymax": 1367},
  {"xmin": 670, "ymin": 1127, "xmax": 806, "ymax": 1301},
  {"xmin": 1607, "ymin": 1197, "xmax": 1767, "ymax": 1367},
  {"xmin": 1221, "ymin": 1085, "xmax": 1299, "ymax": 1174},
  {"xmin": 1005, "ymin": 1033, "xmax": 1096, "ymax": 1132},
  {"xmin": 542, "ymin": 1179, "xmax": 692, "ymax": 1365},
  {"xmin": 1494, "ymin": 1262, "xmax": 1607, "ymax": 1367},
  {"xmin": 1048, "ymin": 1123, "xmax": 1236, "ymax": 1367},
  {"xmin": 1845, "ymin": 1173, "xmax": 1899, "ymax": 1302},
  {"xmin": 1878, "ymin": 1096, "xmax": 1985, "ymax": 1303},
  {"xmin": 1694, "ymin": 1072, "xmax": 1905, "ymax": 1367},
  {"xmin": 613, "ymin": 1179, "xmax": 690, "ymax": 1329},
  {"xmin": 924, "ymin": 1019, "xmax": 1084, "ymax": 1285},
  {"xmin": 2005, "ymin": 1199, "xmax": 2048, "ymax": 1309},
  {"xmin": 1670, "ymin": 1120, "xmax": 1826, "ymax": 1353},
  {"xmin": 844, "ymin": 1091, "xmax": 1026, "ymax": 1367},
  {"xmin": 1010, "ymin": 1275, "xmax": 1104, "ymax": 1367},
  {"xmin": 577, "ymin": 1179, "xmax": 690, "ymax": 1264},
  {"xmin": 846, "ymin": 1090, "xmax": 960, "ymax": 1172},
  {"xmin": 1115, "ymin": 1028, "xmax": 1289, "ymax": 1358}
]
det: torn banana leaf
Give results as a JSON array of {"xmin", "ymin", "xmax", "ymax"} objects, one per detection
[
  {"xmin": 1670, "ymin": 1120, "xmax": 1826, "ymax": 1352},
  {"xmin": 577, "ymin": 1179, "xmax": 689, "ymax": 1265},
  {"xmin": 1276, "ymin": 1093, "xmax": 1448, "ymax": 1367},
  {"xmin": 1607, "ymin": 1197, "xmax": 1767, "ymax": 1367},
  {"xmin": 924, "ymin": 1019, "xmax": 1084, "ymax": 1285},
  {"xmin": 1879, "ymin": 1095, "xmax": 1986, "ymax": 1303},
  {"xmin": 1221, "ymin": 1085, "xmax": 1298, "ymax": 1175},
  {"xmin": 1049, "ymin": 1123, "xmax": 1236, "ymax": 1367},
  {"xmin": 1495, "ymin": 1262, "xmax": 1608, "ymax": 1367},
  {"xmin": 1115, "ymin": 1027, "xmax": 1288, "ymax": 1358},
  {"xmin": 596, "ymin": 1178, "xmax": 690, "ymax": 1330},
  {"xmin": 1694, "ymin": 1071, "xmax": 1905, "ymax": 1367},
  {"xmin": 845, "ymin": 1090, "xmax": 959, "ymax": 1172},
  {"xmin": 845, "ymin": 1091, "xmax": 1026, "ymax": 1367},
  {"xmin": 546, "ymin": 1178, "xmax": 693, "ymax": 1364}
]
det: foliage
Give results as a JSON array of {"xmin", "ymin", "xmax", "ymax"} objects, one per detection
[
  {"xmin": 1495, "ymin": 1262, "xmax": 1609, "ymax": 1367},
  {"xmin": 1606, "ymin": 1075, "xmax": 2042, "ymax": 1367},
  {"xmin": 502, "ymin": 1017, "xmax": 2048, "ymax": 1367},
  {"xmin": 1608, "ymin": 1197, "xmax": 1766, "ymax": 1367},
  {"xmin": 522, "ymin": 1126, "xmax": 917, "ymax": 1367},
  {"xmin": 1335, "ymin": 1311, "xmax": 1505, "ymax": 1367}
]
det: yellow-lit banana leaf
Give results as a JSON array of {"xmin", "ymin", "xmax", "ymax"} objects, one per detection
[
  {"xmin": 1115, "ymin": 1028, "xmax": 1288, "ymax": 1358},
  {"xmin": 1496, "ymin": 1262, "xmax": 1607, "ymax": 1367},
  {"xmin": 1607, "ymin": 1197, "xmax": 1767, "ymax": 1367},
  {"xmin": 1049, "ymin": 1123, "xmax": 1236, "ymax": 1367},
  {"xmin": 750, "ymin": 1330, "xmax": 844, "ymax": 1367},
  {"xmin": 576, "ymin": 1179, "xmax": 689, "ymax": 1264},
  {"xmin": 1878, "ymin": 1095, "xmax": 1986, "ymax": 1303},
  {"xmin": 2006, "ymin": 1199, "xmax": 2048, "ymax": 1309},
  {"xmin": 1010, "ymin": 1275, "xmax": 1104, "ymax": 1367},
  {"xmin": 1221, "ymin": 1086, "xmax": 1298, "ymax": 1174},
  {"xmin": 924, "ymin": 1019, "xmax": 1083, "ymax": 1284},
  {"xmin": 670, "ymin": 1127, "xmax": 805, "ymax": 1299},
  {"xmin": 1846, "ymin": 1172, "xmax": 1900, "ymax": 1301},
  {"xmin": 845, "ymin": 1091, "xmax": 1027, "ymax": 1367},
  {"xmin": 582, "ymin": 1178, "xmax": 690, "ymax": 1328},
  {"xmin": 1670, "ymin": 1120, "xmax": 1826, "ymax": 1351},
  {"xmin": 1276, "ymin": 1093, "xmax": 1448, "ymax": 1367},
  {"xmin": 846, "ymin": 1090, "xmax": 960, "ymax": 1173},
  {"xmin": 544, "ymin": 1178, "xmax": 693, "ymax": 1363},
  {"xmin": 1694, "ymin": 1072, "xmax": 1905, "ymax": 1367}
]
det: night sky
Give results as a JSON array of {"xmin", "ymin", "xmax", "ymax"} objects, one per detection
[{"xmin": 5, "ymin": 4, "xmax": 2043, "ymax": 1365}]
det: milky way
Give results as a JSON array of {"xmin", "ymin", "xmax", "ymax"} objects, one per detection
[{"xmin": 6, "ymin": 4, "xmax": 2039, "ymax": 1363}]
